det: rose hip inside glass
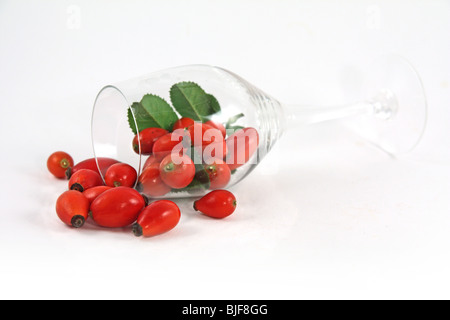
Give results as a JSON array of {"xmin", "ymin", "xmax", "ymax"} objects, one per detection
[{"xmin": 91, "ymin": 57, "xmax": 427, "ymax": 198}]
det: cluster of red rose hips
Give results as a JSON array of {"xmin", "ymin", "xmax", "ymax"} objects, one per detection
[{"xmin": 47, "ymin": 117, "xmax": 258, "ymax": 238}]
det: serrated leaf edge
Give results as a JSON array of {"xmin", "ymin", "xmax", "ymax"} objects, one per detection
[
  {"xmin": 170, "ymin": 81, "xmax": 210, "ymax": 121},
  {"xmin": 139, "ymin": 93, "xmax": 178, "ymax": 130}
]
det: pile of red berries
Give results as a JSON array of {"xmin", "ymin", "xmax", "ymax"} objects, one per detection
[{"xmin": 47, "ymin": 117, "xmax": 258, "ymax": 238}]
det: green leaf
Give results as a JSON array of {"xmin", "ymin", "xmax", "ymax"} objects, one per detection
[
  {"xmin": 225, "ymin": 113, "xmax": 245, "ymax": 129},
  {"xmin": 127, "ymin": 103, "xmax": 140, "ymax": 135},
  {"xmin": 170, "ymin": 82, "xmax": 216, "ymax": 121},
  {"xmin": 128, "ymin": 94, "xmax": 178, "ymax": 134},
  {"xmin": 207, "ymin": 94, "xmax": 221, "ymax": 113},
  {"xmin": 227, "ymin": 125, "xmax": 245, "ymax": 132},
  {"xmin": 140, "ymin": 94, "xmax": 179, "ymax": 130}
]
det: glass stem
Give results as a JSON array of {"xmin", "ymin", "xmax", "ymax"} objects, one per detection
[
  {"xmin": 284, "ymin": 89, "xmax": 398, "ymax": 127},
  {"xmin": 284, "ymin": 101, "xmax": 372, "ymax": 126}
]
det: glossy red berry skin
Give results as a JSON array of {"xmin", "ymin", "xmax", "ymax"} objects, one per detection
[
  {"xmin": 194, "ymin": 190, "xmax": 237, "ymax": 219},
  {"xmin": 55, "ymin": 190, "xmax": 90, "ymax": 228},
  {"xmin": 47, "ymin": 151, "xmax": 74, "ymax": 179},
  {"xmin": 142, "ymin": 155, "xmax": 159, "ymax": 171},
  {"xmin": 82, "ymin": 186, "xmax": 112, "ymax": 205},
  {"xmin": 172, "ymin": 117, "xmax": 195, "ymax": 131},
  {"xmin": 132, "ymin": 200, "xmax": 181, "ymax": 237},
  {"xmin": 137, "ymin": 162, "xmax": 171, "ymax": 197},
  {"xmin": 104, "ymin": 163, "xmax": 137, "ymax": 188},
  {"xmin": 152, "ymin": 132, "xmax": 186, "ymax": 161},
  {"xmin": 68, "ymin": 169, "xmax": 104, "ymax": 192},
  {"xmin": 132, "ymin": 128, "xmax": 168, "ymax": 155},
  {"xmin": 204, "ymin": 160, "xmax": 231, "ymax": 189},
  {"xmin": 187, "ymin": 123, "xmax": 222, "ymax": 147},
  {"xmin": 90, "ymin": 187, "xmax": 146, "ymax": 228},
  {"xmin": 159, "ymin": 154, "xmax": 195, "ymax": 189},
  {"xmin": 225, "ymin": 127, "xmax": 259, "ymax": 171},
  {"xmin": 66, "ymin": 157, "xmax": 119, "ymax": 179}
]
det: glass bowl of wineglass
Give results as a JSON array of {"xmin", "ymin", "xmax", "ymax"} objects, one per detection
[{"xmin": 91, "ymin": 54, "xmax": 427, "ymax": 198}]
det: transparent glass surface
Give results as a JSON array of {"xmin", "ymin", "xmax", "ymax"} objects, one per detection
[{"xmin": 91, "ymin": 56, "xmax": 427, "ymax": 198}]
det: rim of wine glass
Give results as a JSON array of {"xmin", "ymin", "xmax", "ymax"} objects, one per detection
[{"xmin": 91, "ymin": 84, "xmax": 142, "ymax": 186}]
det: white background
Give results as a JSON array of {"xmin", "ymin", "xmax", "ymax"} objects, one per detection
[{"xmin": 1, "ymin": 0, "xmax": 449, "ymax": 299}]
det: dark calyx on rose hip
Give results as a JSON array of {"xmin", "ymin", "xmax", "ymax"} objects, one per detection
[
  {"xmin": 55, "ymin": 190, "xmax": 90, "ymax": 228},
  {"xmin": 47, "ymin": 151, "xmax": 74, "ymax": 179},
  {"xmin": 193, "ymin": 190, "xmax": 237, "ymax": 219},
  {"xmin": 132, "ymin": 200, "xmax": 181, "ymax": 237},
  {"xmin": 104, "ymin": 163, "xmax": 137, "ymax": 188},
  {"xmin": 68, "ymin": 169, "xmax": 104, "ymax": 192}
]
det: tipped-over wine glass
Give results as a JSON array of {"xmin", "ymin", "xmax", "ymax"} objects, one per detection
[{"xmin": 91, "ymin": 54, "xmax": 427, "ymax": 198}]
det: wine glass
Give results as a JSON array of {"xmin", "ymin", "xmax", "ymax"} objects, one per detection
[{"xmin": 91, "ymin": 54, "xmax": 427, "ymax": 198}]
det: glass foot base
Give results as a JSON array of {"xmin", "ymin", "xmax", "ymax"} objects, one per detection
[{"xmin": 348, "ymin": 54, "xmax": 427, "ymax": 156}]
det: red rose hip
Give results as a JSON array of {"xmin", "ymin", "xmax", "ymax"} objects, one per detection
[
  {"xmin": 172, "ymin": 117, "xmax": 195, "ymax": 131},
  {"xmin": 68, "ymin": 169, "xmax": 104, "ymax": 192},
  {"xmin": 47, "ymin": 151, "xmax": 74, "ymax": 179},
  {"xmin": 66, "ymin": 157, "xmax": 119, "ymax": 179},
  {"xmin": 82, "ymin": 186, "xmax": 112, "ymax": 205},
  {"xmin": 90, "ymin": 187, "xmax": 146, "ymax": 228},
  {"xmin": 132, "ymin": 127, "xmax": 168, "ymax": 155},
  {"xmin": 204, "ymin": 160, "xmax": 231, "ymax": 189},
  {"xmin": 137, "ymin": 163, "xmax": 171, "ymax": 197},
  {"xmin": 193, "ymin": 190, "xmax": 237, "ymax": 219},
  {"xmin": 187, "ymin": 123, "xmax": 222, "ymax": 147},
  {"xmin": 56, "ymin": 190, "xmax": 90, "ymax": 228},
  {"xmin": 152, "ymin": 132, "xmax": 186, "ymax": 161},
  {"xmin": 104, "ymin": 163, "xmax": 137, "ymax": 188},
  {"xmin": 132, "ymin": 200, "xmax": 181, "ymax": 237},
  {"xmin": 159, "ymin": 154, "xmax": 195, "ymax": 189},
  {"xmin": 142, "ymin": 155, "xmax": 159, "ymax": 171}
]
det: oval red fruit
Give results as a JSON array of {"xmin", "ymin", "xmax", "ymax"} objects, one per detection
[
  {"xmin": 82, "ymin": 186, "xmax": 112, "ymax": 205},
  {"xmin": 193, "ymin": 190, "xmax": 237, "ymax": 219},
  {"xmin": 104, "ymin": 163, "xmax": 137, "ymax": 188},
  {"xmin": 152, "ymin": 132, "xmax": 186, "ymax": 161},
  {"xmin": 68, "ymin": 169, "xmax": 104, "ymax": 192},
  {"xmin": 142, "ymin": 155, "xmax": 159, "ymax": 171},
  {"xmin": 137, "ymin": 163, "xmax": 171, "ymax": 197},
  {"xmin": 132, "ymin": 200, "xmax": 181, "ymax": 237},
  {"xmin": 159, "ymin": 154, "xmax": 195, "ymax": 189},
  {"xmin": 172, "ymin": 117, "xmax": 195, "ymax": 131},
  {"xmin": 204, "ymin": 160, "xmax": 231, "ymax": 189},
  {"xmin": 56, "ymin": 190, "xmax": 90, "ymax": 228},
  {"xmin": 90, "ymin": 187, "xmax": 146, "ymax": 228},
  {"xmin": 47, "ymin": 151, "xmax": 74, "ymax": 179},
  {"xmin": 67, "ymin": 157, "xmax": 120, "ymax": 179},
  {"xmin": 187, "ymin": 123, "xmax": 222, "ymax": 147},
  {"xmin": 132, "ymin": 127, "xmax": 168, "ymax": 155}
]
